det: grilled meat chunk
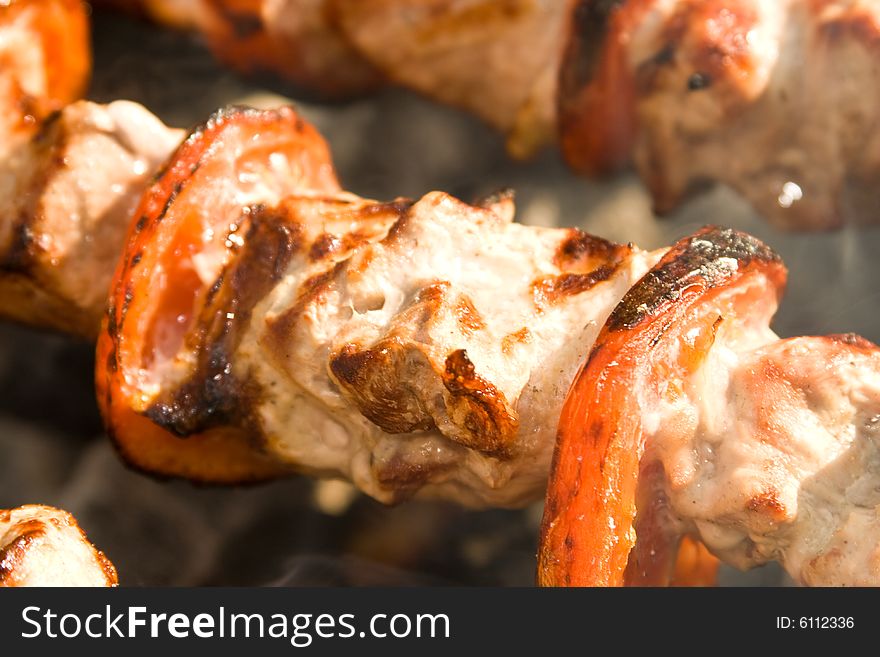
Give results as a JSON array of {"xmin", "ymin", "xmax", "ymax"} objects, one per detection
[
  {"xmin": 334, "ymin": 0, "xmax": 572, "ymax": 157},
  {"xmin": 0, "ymin": 100, "xmax": 183, "ymax": 337},
  {"xmin": 0, "ymin": 505, "xmax": 117, "ymax": 587}
]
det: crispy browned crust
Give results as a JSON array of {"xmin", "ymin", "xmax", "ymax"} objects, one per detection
[
  {"xmin": 605, "ymin": 226, "xmax": 783, "ymax": 331},
  {"xmin": 539, "ymin": 226, "xmax": 787, "ymax": 586},
  {"xmin": 326, "ymin": 283, "xmax": 519, "ymax": 457},
  {"xmin": 441, "ymin": 349, "xmax": 519, "ymax": 457},
  {"xmin": 528, "ymin": 230, "xmax": 633, "ymax": 307},
  {"xmin": 329, "ymin": 340, "xmax": 439, "ymax": 435},
  {"xmin": 554, "ymin": 228, "xmax": 632, "ymax": 272}
]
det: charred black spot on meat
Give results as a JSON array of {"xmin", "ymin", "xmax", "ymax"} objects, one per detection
[
  {"xmin": 687, "ymin": 72, "xmax": 712, "ymax": 90},
  {"xmin": 555, "ymin": 229, "xmax": 628, "ymax": 273},
  {"xmin": 606, "ymin": 227, "xmax": 783, "ymax": 331},
  {"xmin": 330, "ymin": 342, "xmax": 436, "ymax": 435},
  {"xmin": 145, "ymin": 207, "xmax": 299, "ymax": 437},
  {"xmin": 533, "ymin": 265, "xmax": 618, "ymax": 307},
  {"xmin": 156, "ymin": 181, "xmax": 184, "ymax": 223}
]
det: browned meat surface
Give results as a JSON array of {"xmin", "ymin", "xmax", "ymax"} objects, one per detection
[
  {"xmin": 0, "ymin": 101, "xmax": 183, "ymax": 337},
  {"xmin": 335, "ymin": 0, "xmax": 571, "ymax": 157}
]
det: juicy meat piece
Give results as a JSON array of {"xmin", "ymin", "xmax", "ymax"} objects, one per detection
[
  {"xmin": 334, "ymin": 0, "xmax": 572, "ymax": 157},
  {"xmin": 98, "ymin": 104, "xmax": 661, "ymax": 505},
  {"xmin": 247, "ymin": 192, "xmax": 655, "ymax": 506},
  {"xmin": 540, "ymin": 227, "xmax": 880, "ymax": 587},
  {"xmin": 0, "ymin": 505, "xmax": 117, "ymax": 587},
  {"xmin": 560, "ymin": 0, "xmax": 880, "ymax": 229},
  {"xmin": 687, "ymin": 334, "xmax": 880, "ymax": 585},
  {"xmin": 0, "ymin": 100, "xmax": 183, "ymax": 337}
]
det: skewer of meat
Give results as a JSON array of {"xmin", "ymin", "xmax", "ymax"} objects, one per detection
[
  {"xmin": 98, "ymin": 0, "xmax": 880, "ymax": 229},
  {"xmin": 0, "ymin": 80, "xmax": 713, "ymax": 579},
  {"xmin": 96, "ymin": 103, "xmax": 661, "ymax": 503},
  {"xmin": 97, "ymin": 105, "xmax": 880, "ymax": 585},
  {"xmin": 0, "ymin": 505, "xmax": 118, "ymax": 587},
  {"xmin": 4, "ymin": 0, "xmax": 878, "ymax": 585}
]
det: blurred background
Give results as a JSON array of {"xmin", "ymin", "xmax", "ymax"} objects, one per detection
[{"xmin": 4, "ymin": 9, "xmax": 878, "ymax": 586}]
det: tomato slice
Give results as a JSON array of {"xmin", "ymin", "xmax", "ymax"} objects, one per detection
[
  {"xmin": 538, "ymin": 226, "xmax": 787, "ymax": 586},
  {"xmin": 96, "ymin": 105, "xmax": 340, "ymax": 483},
  {"xmin": 558, "ymin": 0, "xmax": 650, "ymax": 176},
  {"xmin": 0, "ymin": 0, "xmax": 90, "ymax": 112}
]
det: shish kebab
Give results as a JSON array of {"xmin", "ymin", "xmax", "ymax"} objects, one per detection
[
  {"xmin": 97, "ymin": 0, "xmax": 880, "ymax": 229},
  {"xmin": 93, "ymin": 104, "xmax": 880, "ymax": 587},
  {"xmin": 0, "ymin": 1, "xmax": 876, "ymax": 581}
]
